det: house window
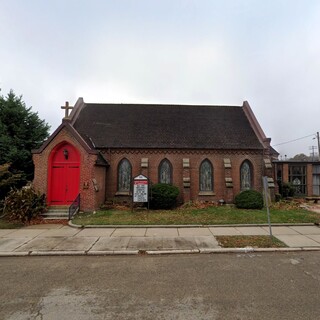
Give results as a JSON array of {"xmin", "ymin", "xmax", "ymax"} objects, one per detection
[
  {"xmin": 312, "ymin": 165, "xmax": 320, "ymax": 195},
  {"xmin": 118, "ymin": 158, "xmax": 131, "ymax": 192},
  {"xmin": 240, "ymin": 160, "xmax": 252, "ymax": 191},
  {"xmin": 159, "ymin": 159, "xmax": 172, "ymax": 184},
  {"xmin": 199, "ymin": 159, "xmax": 213, "ymax": 191},
  {"xmin": 276, "ymin": 164, "xmax": 283, "ymax": 184},
  {"xmin": 289, "ymin": 165, "xmax": 306, "ymax": 195}
]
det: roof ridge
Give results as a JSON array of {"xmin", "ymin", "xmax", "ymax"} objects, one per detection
[{"xmin": 84, "ymin": 102, "xmax": 242, "ymax": 108}]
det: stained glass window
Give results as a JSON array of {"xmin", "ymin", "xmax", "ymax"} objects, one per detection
[
  {"xmin": 240, "ymin": 160, "xmax": 252, "ymax": 191},
  {"xmin": 199, "ymin": 159, "xmax": 213, "ymax": 191},
  {"xmin": 159, "ymin": 159, "xmax": 172, "ymax": 184},
  {"xmin": 289, "ymin": 165, "xmax": 306, "ymax": 195},
  {"xmin": 118, "ymin": 159, "xmax": 131, "ymax": 192}
]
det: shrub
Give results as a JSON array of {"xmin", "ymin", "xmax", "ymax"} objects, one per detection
[
  {"xmin": 2, "ymin": 187, "xmax": 46, "ymax": 223},
  {"xmin": 150, "ymin": 183, "xmax": 179, "ymax": 209},
  {"xmin": 275, "ymin": 193, "xmax": 282, "ymax": 202},
  {"xmin": 0, "ymin": 163, "xmax": 26, "ymax": 200},
  {"xmin": 234, "ymin": 190, "xmax": 264, "ymax": 209},
  {"xmin": 279, "ymin": 182, "xmax": 295, "ymax": 198}
]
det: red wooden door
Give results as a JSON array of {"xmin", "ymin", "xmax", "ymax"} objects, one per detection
[
  {"xmin": 65, "ymin": 165, "xmax": 80, "ymax": 203},
  {"xmin": 48, "ymin": 143, "xmax": 80, "ymax": 205},
  {"xmin": 51, "ymin": 165, "xmax": 65, "ymax": 204}
]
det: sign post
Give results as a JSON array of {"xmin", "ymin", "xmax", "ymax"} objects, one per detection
[
  {"xmin": 262, "ymin": 176, "xmax": 272, "ymax": 238},
  {"xmin": 132, "ymin": 174, "xmax": 149, "ymax": 210}
]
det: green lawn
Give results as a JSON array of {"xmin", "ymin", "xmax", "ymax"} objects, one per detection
[{"xmin": 72, "ymin": 205, "xmax": 320, "ymax": 226}]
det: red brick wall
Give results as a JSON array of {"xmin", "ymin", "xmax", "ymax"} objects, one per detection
[
  {"xmin": 307, "ymin": 164, "xmax": 313, "ymax": 196},
  {"xmin": 33, "ymin": 153, "xmax": 48, "ymax": 196},
  {"xmin": 282, "ymin": 163, "xmax": 289, "ymax": 183},
  {"xmin": 32, "ymin": 128, "xmax": 106, "ymax": 211},
  {"xmin": 34, "ymin": 129, "xmax": 269, "ymax": 211},
  {"xmin": 103, "ymin": 149, "xmax": 266, "ymax": 204}
]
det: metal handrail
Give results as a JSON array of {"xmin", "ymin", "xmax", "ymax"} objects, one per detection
[{"xmin": 68, "ymin": 194, "xmax": 80, "ymax": 220}]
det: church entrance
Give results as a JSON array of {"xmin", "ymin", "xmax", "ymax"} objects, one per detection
[{"xmin": 48, "ymin": 142, "xmax": 80, "ymax": 205}]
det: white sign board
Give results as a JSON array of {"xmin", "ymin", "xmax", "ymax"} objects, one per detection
[{"xmin": 133, "ymin": 175, "xmax": 148, "ymax": 203}]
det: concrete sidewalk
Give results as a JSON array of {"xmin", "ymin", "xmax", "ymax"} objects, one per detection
[{"xmin": 1, "ymin": 224, "xmax": 320, "ymax": 256}]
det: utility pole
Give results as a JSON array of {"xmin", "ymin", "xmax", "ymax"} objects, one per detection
[{"xmin": 309, "ymin": 146, "xmax": 317, "ymax": 161}]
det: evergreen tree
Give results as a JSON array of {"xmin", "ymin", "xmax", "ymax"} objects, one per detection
[
  {"xmin": 0, "ymin": 163, "xmax": 23, "ymax": 199},
  {"xmin": 0, "ymin": 90, "xmax": 50, "ymax": 183}
]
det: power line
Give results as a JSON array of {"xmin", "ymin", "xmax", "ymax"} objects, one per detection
[{"xmin": 273, "ymin": 133, "xmax": 316, "ymax": 147}]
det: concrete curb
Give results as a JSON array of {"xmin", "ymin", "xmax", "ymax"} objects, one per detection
[
  {"xmin": 0, "ymin": 252, "xmax": 30, "ymax": 257},
  {"xmin": 146, "ymin": 249, "xmax": 200, "ymax": 255},
  {"xmin": 68, "ymin": 221, "xmax": 317, "ymax": 229},
  {"xmin": 29, "ymin": 251, "xmax": 86, "ymax": 256},
  {"xmin": 87, "ymin": 250, "xmax": 139, "ymax": 255},
  {"xmin": 2, "ymin": 247, "xmax": 320, "ymax": 257},
  {"xmin": 301, "ymin": 247, "xmax": 320, "ymax": 251}
]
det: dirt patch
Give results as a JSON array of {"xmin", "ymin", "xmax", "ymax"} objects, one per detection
[
  {"xmin": 216, "ymin": 235, "xmax": 286, "ymax": 248},
  {"xmin": 300, "ymin": 203, "xmax": 320, "ymax": 214},
  {"xmin": 26, "ymin": 217, "xmax": 69, "ymax": 226},
  {"xmin": 179, "ymin": 200, "xmax": 219, "ymax": 209}
]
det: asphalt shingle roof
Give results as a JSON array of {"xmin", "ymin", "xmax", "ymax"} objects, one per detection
[{"xmin": 73, "ymin": 103, "xmax": 263, "ymax": 150}]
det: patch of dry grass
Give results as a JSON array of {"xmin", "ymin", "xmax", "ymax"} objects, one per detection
[
  {"xmin": 216, "ymin": 235, "xmax": 286, "ymax": 248},
  {"xmin": 0, "ymin": 218, "xmax": 23, "ymax": 229}
]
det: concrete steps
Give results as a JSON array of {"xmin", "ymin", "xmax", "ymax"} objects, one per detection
[{"xmin": 42, "ymin": 206, "xmax": 69, "ymax": 219}]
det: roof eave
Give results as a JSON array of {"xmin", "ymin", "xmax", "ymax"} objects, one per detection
[{"xmin": 32, "ymin": 121, "xmax": 97, "ymax": 155}]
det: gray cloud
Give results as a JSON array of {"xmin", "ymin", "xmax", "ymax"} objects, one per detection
[{"xmin": 1, "ymin": 0, "xmax": 320, "ymax": 158}]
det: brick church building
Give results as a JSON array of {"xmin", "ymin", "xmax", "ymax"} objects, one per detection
[{"xmin": 32, "ymin": 98, "xmax": 275, "ymax": 211}]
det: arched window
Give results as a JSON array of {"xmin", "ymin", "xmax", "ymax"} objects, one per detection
[
  {"xmin": 118, "ymin": 158, "xmax": 132, "ymax": 192},
  {"xmin": 199, "ymin": 159, "xmax": 213, "ymax": 191},
  {"xmin": 159, "ymin": 159, "xmax": 172, "ymax": 184},
  {"xmin": 240, "ymin": 160, "xmax": 253, "ymax": 191}
]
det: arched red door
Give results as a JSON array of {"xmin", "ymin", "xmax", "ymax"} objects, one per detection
[{"xmin": 48, "ymin": 142, "xmax": 80, "ymax": 205}]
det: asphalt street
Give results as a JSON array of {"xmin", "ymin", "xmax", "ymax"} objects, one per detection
[{"xmin": 1, "ymin": 252, "xmax": 320, "ymax": 319}]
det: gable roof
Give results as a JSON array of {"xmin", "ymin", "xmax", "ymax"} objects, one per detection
[
  {"xmin": 71, "ymin": 102, "xmax": 264, "ymax": 150},
  {"xmin": 32, "ymin": 121, "xmax": 97, "ymax": 154}
]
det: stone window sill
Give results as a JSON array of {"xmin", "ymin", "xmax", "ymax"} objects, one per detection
[
  {"xmin": 198, "ymin": 191, "xmax": 215, "ymax": 196},
  {"xmin": 115, "ymin": 191, "xmax": 131, "ymax": 196}
]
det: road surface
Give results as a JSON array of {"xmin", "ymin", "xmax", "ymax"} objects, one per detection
[{"xmin": 1, "ymin": 252, "xmax": 320, "ymax": 319}]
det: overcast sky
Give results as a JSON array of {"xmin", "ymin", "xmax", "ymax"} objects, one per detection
[{"xmin": 1, "ymin": 0, "xmax": 320, "ymax": 158}]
